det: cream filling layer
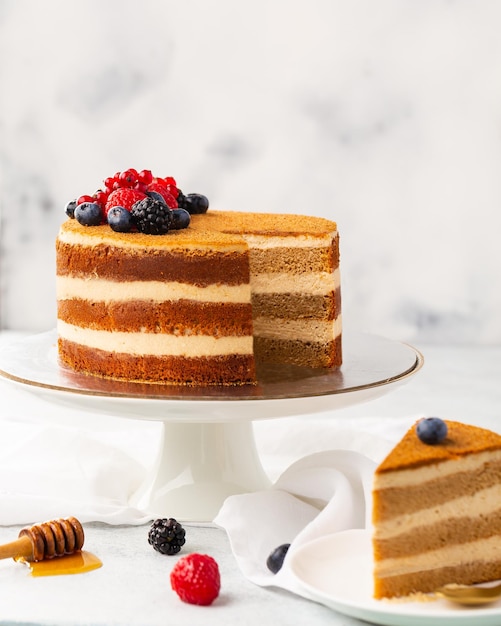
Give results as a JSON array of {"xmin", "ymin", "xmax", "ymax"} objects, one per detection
[
  {"xmin": 242, "ymin": 233, "xmax": 337, "ymax": 249},
  {"xmin": 250, "ymin": 269, "xmax": 340, "ymax": 295},
  {"xmin": 374, "ymin": 535, "xmax": 501, "ymax": 578},
  {"xmin": 374, "ymin": 449, "xmax": 501, "ymax": 490},
  {"xmin": 253, "ymin": 316, "xmax": 342, "ymax": 342},
  {"xmin": 57, "ymin": 321, "xmax": 253, "ymax": 357},
  {"xmin": 374, "ymin": 484, "xmax": 501, "ymax": 540},
  {"xmin": 56, "ymin": 276, "xmax": 251, "ymax": 303}
]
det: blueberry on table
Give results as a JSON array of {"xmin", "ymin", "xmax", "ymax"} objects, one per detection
[
  {"xmin": 266, "ymin": 543, "xmax": 291, "ymax": 574},
  {"xmin": 416, "ymin": 417, "xmax": 448, "ymax": 445}
]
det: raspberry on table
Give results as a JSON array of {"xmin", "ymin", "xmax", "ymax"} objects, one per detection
[
  {"xmin": 170, "ymin": 553, "xmax": 221, "ymax": 606},
  {"xmin": 148, "ymin": 518, "xmax": 186, "ymax": 555}
]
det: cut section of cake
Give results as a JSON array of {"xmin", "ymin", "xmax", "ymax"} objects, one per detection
[
  {"xmin": 197, "ymin": 211, "xmax": 341, "ymax": 369},
  {"xmin": 372, "ymin": 419, "xmax": 501, "ymax": 599}
]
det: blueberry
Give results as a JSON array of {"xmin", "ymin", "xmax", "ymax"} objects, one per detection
[
  {"xmin": 74, "ymin": 202, "xmax": 102, "ymax": 226},
  {"xmin": 65, "ymin": 199, "xmax": 77, "ymax": 219},
  {"xmin": 183, "ymin": 193, "xmax": 209, "ymax": 214},
  {"xmin": 107, "ymin": 206, "xmax": 133, "ymax": 232},
  {"xmin": 266, "ymin": 543, "xmax": 290, "ymax": 574},
  {"xmin": 170, "ymin": 208, "xmax": 191, "ymax": 230},
  {"xmin": 146, "ymin": 190, "xmax": 167, "ymax": 206},
  {"xmin": 416, "ymin": 417, "xmax": 448, "ymax": 445}
]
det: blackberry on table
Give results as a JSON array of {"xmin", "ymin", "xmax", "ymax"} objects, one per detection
[
  {"xmin": 148, "ymin": 518, "xmax": 186, "ymax": 555},
  {"xmin": 131, "ymin": 197, "xmax": 173, "ymax": 235}
]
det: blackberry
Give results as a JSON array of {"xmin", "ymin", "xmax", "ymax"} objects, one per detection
[
  {"xmin": 131, "ymin": 197, "xmax": 172, "ymax": 235},
  {"xmin": 148, "ymin": 518, "xmax": 186, "ymax": 555}
]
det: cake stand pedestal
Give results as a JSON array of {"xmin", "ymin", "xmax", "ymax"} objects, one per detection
[
  {"xmin": 130, "ymin": 422, "xmax": 270, "ymax": 520},
  {"xmin": 0, "ymin": 330, "xmax": 423, "ymax": 521}
]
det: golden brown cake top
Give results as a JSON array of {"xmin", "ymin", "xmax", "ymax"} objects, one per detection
[
  {"xmin": 193, "ymin": 210, "xmax": 338, "ymax": 237},
  {"xmin": 376, "ymin": 420, "xmax": 501, "ymax": 473},
  {"xmin": 58, "ymin": 214, "xmax": 249, "ymax": 251},
  {"xmin": 58, "ymin": 210, "xmax": 338, "ymax": 251}
]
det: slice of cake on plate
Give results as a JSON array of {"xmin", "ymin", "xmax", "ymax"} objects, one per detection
[{"xmin": 372, "ymin": 417, "xmax": 501, "ymax": 598}]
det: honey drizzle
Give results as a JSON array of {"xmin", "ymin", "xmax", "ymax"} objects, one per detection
[{"xmin": 17, "ymin": 550, "xmax": 102, "ymax": 576}]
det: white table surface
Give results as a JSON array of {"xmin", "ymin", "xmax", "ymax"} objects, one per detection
[{"xmin": 0, "ymin": 330, "xmax": 500, "ymax": 626}]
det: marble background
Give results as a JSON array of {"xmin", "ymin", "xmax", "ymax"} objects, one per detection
[{"xmin": 1, "ymin": 0, "xmax": 500, "ymax": 344}]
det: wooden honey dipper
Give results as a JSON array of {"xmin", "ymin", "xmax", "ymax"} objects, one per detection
[{"xmin": 0, "ymin": 517, "xmax": 84, "ymax": 562}]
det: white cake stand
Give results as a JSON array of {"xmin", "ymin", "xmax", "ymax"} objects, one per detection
[{"xmin": 0, "ymin": 330, "xmax": 423, "ymax": 521}]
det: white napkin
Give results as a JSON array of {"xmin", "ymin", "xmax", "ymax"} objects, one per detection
[
  {"xmin": 214, "ymin": 449, "xmax": 377, "ymax": 597},
  {"xmin": 0, "ymin": 418, "xmax": 155, "ymax": 525}
]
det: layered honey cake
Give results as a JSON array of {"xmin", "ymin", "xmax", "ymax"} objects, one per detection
[
  {"xmin": 56, "ymin": 169, "xmax": 341, "ymax": 385},
  {"xmin": 372, "ymin": 418, "xmax": 501, "ymax": 599}
]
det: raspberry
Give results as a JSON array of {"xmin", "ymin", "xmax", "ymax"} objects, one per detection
[
  {"xmin": 104, "ymin": 188, "xmax": 147, "ymax": 217},
  {"xmin": 131, "ymin": 197, "xmax": 173, "ymax": 235},
  {"xmin": 146, "ymin": 182, "xmax": 178, "ymax": 208},
  {"xmin": 148, "ymin": 518, "xmax": 186, "ymax": 555},
  {"xmin": 170, "ymin": 554, "xmax": 221, "ymax": 606}
]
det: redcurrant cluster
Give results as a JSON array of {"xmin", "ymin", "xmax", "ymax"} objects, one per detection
[{"xmin": 74, "ymin": 169, "xmax": 179, "ymax": 214}]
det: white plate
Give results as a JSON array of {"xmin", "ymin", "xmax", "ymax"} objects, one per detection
[{"xmin": 290, "ymin": 529, "xmax": 501, "ymax": 626}]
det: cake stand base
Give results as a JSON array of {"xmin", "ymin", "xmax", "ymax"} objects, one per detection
[
  {"xmin": 0, "ymin": 330, "xmax": 423, "ymax": 523},
  {"xmin": 130, "ymin": 421, "xmax": 271, "ymax": 521}
]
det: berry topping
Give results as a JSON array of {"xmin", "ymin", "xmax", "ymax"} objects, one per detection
[
  {"xmin": 146, "ymin": 182, "xmax": 178, "ymax": 208},
  {"xmin": 93, "ymin": 190, "xmax": 109, "ymax": 207},
  {"xmin": 104, "ymin": 188, "xmax": 147, "ymax": 218},
  {"xmin": 170, "ymin": 553, "xmax": 221, "ymax": 606},
  {"xmin": 65, "ymin": 199, "xmax": 77, "ymax": 219},
  {"xmin": 416, "ymin": 417, "xmax": 448, "ymax": 445},
  {"xmin": 77, "ymin": 194, "xmax": 94, "ymax": 206},
  {"xmin": 65, "ymin": 169, "xmax": 208, "ymax": 234},
  {"xmin": 137, "ymin": 169, "xmax": 153, "ymax": 185},
  {"xmin": 107, "ymin": 206, "xmax": 133, "ymax": 233},
  {"xmin": 148, "ymin": 518, "xmax": 186, "ymax": 555},
  {"xmin": 146, "ymin": 190, "xmax": 168, "ymax": 206},
  {"xmin": 131, "ymin": 197, "xmax": 173, "ymax": 235},
  {"xmin": 74, "ymin": 202, "xmax": 103, "ymax": 226},
  {"xmin": 180, "ymin": 193, "xmax": 209, "ymax": 215},
  {"xmin": 171, "ymin": 209, "xmax": 191, "ymax": 230},
  {"xmin": 266, "ymin": 543, "xmax": 290, "ymax": 574},
  {"xmin": 170, "ymin": 208, "xmax": 191, "ymax": 230},
  {"xmin": 118, "ymin": 168, "xmax": 139, "ymax": 188}
]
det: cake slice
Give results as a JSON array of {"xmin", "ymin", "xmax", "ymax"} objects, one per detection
[{"xmin": 372, "ymin": 419, "xmax": 501, "ymax": 598}]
